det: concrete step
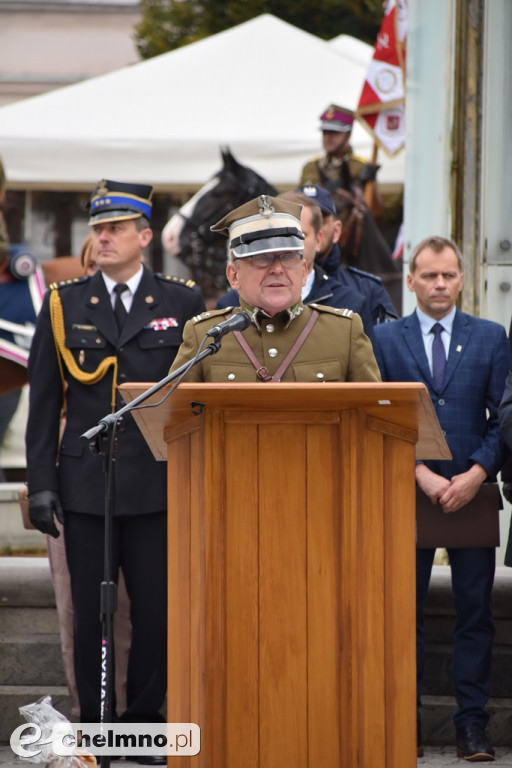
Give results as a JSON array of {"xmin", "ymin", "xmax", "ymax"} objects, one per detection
[
  {"xmin": 422, "ymin": 695, "xmax": 512, "ymax": 746},
  {"xmin": 0, "ymin": 685, "xmax": 72, "ymax": 742},
  {"xmin": 0, "ymin": 634, "xmax": 65, "ymax": 686},
  {"xmin": 0, "ymin": 483, "xmax": 48, "ymax": 553},
  {"xmin": 0, "ymin": 606, "xmax": 59, "ymax": 635},
  {"xmin": 0, "ymin": 557, "xmax": 66, "ymax": 742},
  {"xmin": 424, "ymin": 644, "xmax": 512, "ymax": 698}
]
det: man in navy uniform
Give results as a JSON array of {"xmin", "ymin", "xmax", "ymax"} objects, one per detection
[
  {"xmin": 26, "ymin": 180, "xmax": 205, "ymax": 760},
  {"xmin": 298, "ymin": 184, "xmax": 398, "ymax": 324}
]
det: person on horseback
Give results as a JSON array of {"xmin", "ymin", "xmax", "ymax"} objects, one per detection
[{"xmin": 299, "ymin": 104, "xmax": 382, "ymax": 218}]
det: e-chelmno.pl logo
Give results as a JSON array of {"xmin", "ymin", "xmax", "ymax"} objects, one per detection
[{"xmin": 10, "ymin": 722, "xmax": 200, "ymax": 758}]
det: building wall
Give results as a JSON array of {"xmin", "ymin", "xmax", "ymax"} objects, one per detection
[{"xmin": 0, "ymin": 0, "xmax": 141, "ymax": 107}]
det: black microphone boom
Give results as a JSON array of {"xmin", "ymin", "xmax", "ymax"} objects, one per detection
[{"xmin": 206, "ymin": 312, "xmax": 251, "ymax": 339}]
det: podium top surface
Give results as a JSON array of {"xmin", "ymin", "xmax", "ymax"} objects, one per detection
[{"xmin": 120, "ymin": 381, "xmax": 451, "ymax": 462}]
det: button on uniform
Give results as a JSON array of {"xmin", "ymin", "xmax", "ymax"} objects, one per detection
[{"xmin": 268, "ymin": 348, "xmax": 278, "ymax": 358}]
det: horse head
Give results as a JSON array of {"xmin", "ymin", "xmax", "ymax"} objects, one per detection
[{"xmin": 162, "ymin": 147, "xmax": 277, "ymax": 300}]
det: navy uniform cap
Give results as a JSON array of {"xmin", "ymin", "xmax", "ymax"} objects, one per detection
[
  {"xmin": 87, "ymin": 179, "xmax": 153, "ymax": 225},
  {"xmin": 297, "ymin": 185, "xmax": 337, "ymax": 217}
]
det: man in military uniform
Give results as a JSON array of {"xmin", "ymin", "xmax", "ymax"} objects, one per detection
[
  {"xmin": 170, "ymin": 194, "xmax": 380, "ymax": 384},
  {"xmin": 299, "ymin": 104, "xmax": 381, "ymax": 214},
  {"xmin": 298, "ymin": 183, "xmax": 399, "ymax": 324},
  {"xmin": 215, "ymin": 191, "xmax": 374, "ymax": 340},
  {"xmin": 26, "ymin": 180, "xmax": 205, "ymax": 752}
]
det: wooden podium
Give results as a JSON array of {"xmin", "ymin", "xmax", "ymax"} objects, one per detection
[{"xmin": 120, "ymin": 382, "xmax": 450, "ymax": 768}]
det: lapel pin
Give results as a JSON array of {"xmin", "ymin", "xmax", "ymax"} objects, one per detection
[
  {"xmin": 456, "ymin": 345, "xmax": 462, "ymax": 352},
  {"xmin": 90, "ymin": 296, "xmax": 100, "ymax": 304},
  {"xmin": 145, "ymin": 295, "xmax": 154, "ymax": 303}
]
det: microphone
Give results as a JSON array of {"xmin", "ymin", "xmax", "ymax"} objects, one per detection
[{"xmin": 206, "ymin": 312, "xmax": 251, "ymax": 339}]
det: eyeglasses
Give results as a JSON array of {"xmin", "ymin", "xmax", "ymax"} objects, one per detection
[{"xmin": 235, "ymin": 252, "xmax": 304, "ymax": 269}]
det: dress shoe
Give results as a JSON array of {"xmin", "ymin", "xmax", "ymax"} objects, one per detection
[
  {"xmin": 456, "ymin": 723, "xmax": 495, "ymax": 761},
  {"xmin": 133, "ymin": 757, "xmax": 167, "ymax": 765}
]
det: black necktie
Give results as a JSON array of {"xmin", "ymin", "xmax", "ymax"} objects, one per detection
[
  {"xmin": 113, "ymin": 284, "xmax": 128, "ymax": 331},
  {"xmin": 431, "ymin": 322, "xmax": 446, "ymax": 389}
]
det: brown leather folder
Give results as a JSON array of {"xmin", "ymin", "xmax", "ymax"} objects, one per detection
[{"xmin": 416, "ymin": 483, "xmax": 500, "ymax": 549}]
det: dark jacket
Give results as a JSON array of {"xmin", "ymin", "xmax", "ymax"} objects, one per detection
[
  {"xmin": 26, "ymin": 266, "xmax": 205, "ymax": 515},
  {"xmin": 319, "ymin": 243, "xmax": 398, "ymax": 324}
]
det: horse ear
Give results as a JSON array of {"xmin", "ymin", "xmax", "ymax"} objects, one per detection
[{"xmin": 221, "ymin": 147, "xmax": 241, "ymax": 174}]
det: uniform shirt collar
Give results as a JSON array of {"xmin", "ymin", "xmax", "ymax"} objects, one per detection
[
  {"xmin": 102, "ymin": 265, "xmax": 143, "ymax": 298},
  {"xmin": 416, "ymin": 305, "xmax": 456, "ymax": 337},
  {"xmin": 240, "ymin": 299, "xmax": 305, "ymax": 330},
  {"xmin": 302, "ymin": 269, "xmax": 315, "ymax": 300}
]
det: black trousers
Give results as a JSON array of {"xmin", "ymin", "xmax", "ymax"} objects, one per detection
[{"xmin": 65, "ymin": 510, "xmax": 167, "ymax": 723}]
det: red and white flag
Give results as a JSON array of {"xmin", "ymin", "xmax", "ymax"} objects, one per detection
[{"xmin": 356, "ymin": 0, "xmax": 407, "ymax": 157}]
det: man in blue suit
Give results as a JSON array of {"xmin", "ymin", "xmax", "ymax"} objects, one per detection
[{"xmin": 372, "ymin": 235, "xmax": 511, "ymax": 761}]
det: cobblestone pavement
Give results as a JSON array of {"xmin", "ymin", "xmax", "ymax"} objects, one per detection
[
  {"xmin": 419, "ymin": 746, "xmax": 512, "ymax": 766},
  {"xmin": 1, "ymin": 745, "xmax": 512, "ymax": 767}
]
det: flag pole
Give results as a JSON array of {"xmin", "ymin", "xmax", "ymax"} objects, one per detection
[{"xmin": 363, "ymin": 141, "xmax": 379, "ymax": 211}]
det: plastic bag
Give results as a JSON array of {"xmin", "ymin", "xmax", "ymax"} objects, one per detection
[{"xmin": 16, "ymin": 695, "xmax": 96, "ymax": 767}]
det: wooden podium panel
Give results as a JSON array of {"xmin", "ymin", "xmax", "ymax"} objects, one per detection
[{"xmin": 120, "ymin": 382, "xmax": 450, "ymax": 768}]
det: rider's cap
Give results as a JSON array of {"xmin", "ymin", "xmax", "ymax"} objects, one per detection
[
  {"xmin": 297, "ymin": 184, "xmax": 337, "ymax": 217},
  {"xmin": 211, "ymin": 195, "xmax": 305, "ymax": 258},
  {"xmin": 319, "ymin": 104, "xmax": 354, "ymax": 133},
  {"xmin": 87, "ymin": 179, "xmax": 153, "ymax": 225}
]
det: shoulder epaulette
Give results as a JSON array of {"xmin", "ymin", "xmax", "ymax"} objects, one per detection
[
  {"xmin": 191, "ymin": 307, "xmax": 233, "ymax": 325},
  {"xmin": 156, "ymin": 273, "xmax": 196, "ymax": 289},
  {"xmin": 348, "ymin": 153, "xmax": 368, "ymax": 166},
  {"xmin": 309, "ymin": 303, "xmax": 354, "ymax": 319},
  {"xmin": 346, "ymin": 265, "xmax": 384, "ymax": 285},
  {"xmin": 49, "ymin": 275, "xmax": 89, "ymax": 291}
]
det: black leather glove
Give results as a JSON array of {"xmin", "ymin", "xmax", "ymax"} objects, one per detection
[
  {"xmin": 359, "ymin": 162, "xmax": 381, "ymax": 185},
  {"xmin": 502, "ymin": 482, "xmax": 512, "ymax": 504},
  {"xmin": 28, "ymin": 490, "xmax": 64, "ymax": 538}
]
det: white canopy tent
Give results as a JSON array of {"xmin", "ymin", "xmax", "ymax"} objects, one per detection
[
  {"xmin": 328, "ymin": 34, "xmax": 373, "ymax": 68},
  {"xmin": 0, "ymin": 14, "xmax": 404, "ymax": 191}
]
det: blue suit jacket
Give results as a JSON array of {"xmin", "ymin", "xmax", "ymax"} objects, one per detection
[{"xmin": 373, "ymin": 309, "xmax": 511, "ymax": 479}]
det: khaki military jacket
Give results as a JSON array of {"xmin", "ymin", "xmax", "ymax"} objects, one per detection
[
  {"xmin": 299, "ymin": 151, "xmax": 366, "ymax": 188},
  {"xmin": 170, "ymin": 303, "xmax": 381, "ymax": 384}
]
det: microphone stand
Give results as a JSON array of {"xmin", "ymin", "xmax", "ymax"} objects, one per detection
[{"xmin": 80, "ymin": 338, "xmax": 223, "ymax": 768}]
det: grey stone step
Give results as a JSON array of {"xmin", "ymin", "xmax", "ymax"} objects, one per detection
[
  {"xmin": 0, "ymin": 556, "xmax": 55, "ymax": 606},
  {"xmin": 0, "ymin": 606, "xmax": 59, "ymax": 635},
  {"xmin": 423, "ymin": 644, "xmax": 512, "ymax": 697},
  {"xmin": 422, "ymin": 695, "xmax": 512, "ymax": 746},
  {"xmin": 0, "ymin": 685, "xmax": 72, "ymax": 742},
  {"xmin": 0, "ymin": 483, "xmax": 48, "ymax": 552},
  {"xmin": 0, "ymin": 634, "xmax": 65, "ymax": 686}
]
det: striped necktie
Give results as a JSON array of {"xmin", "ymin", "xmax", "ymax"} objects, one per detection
[{"xmin": 431, "ymin": 322, "xmax": 446, "ymax": 389}]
